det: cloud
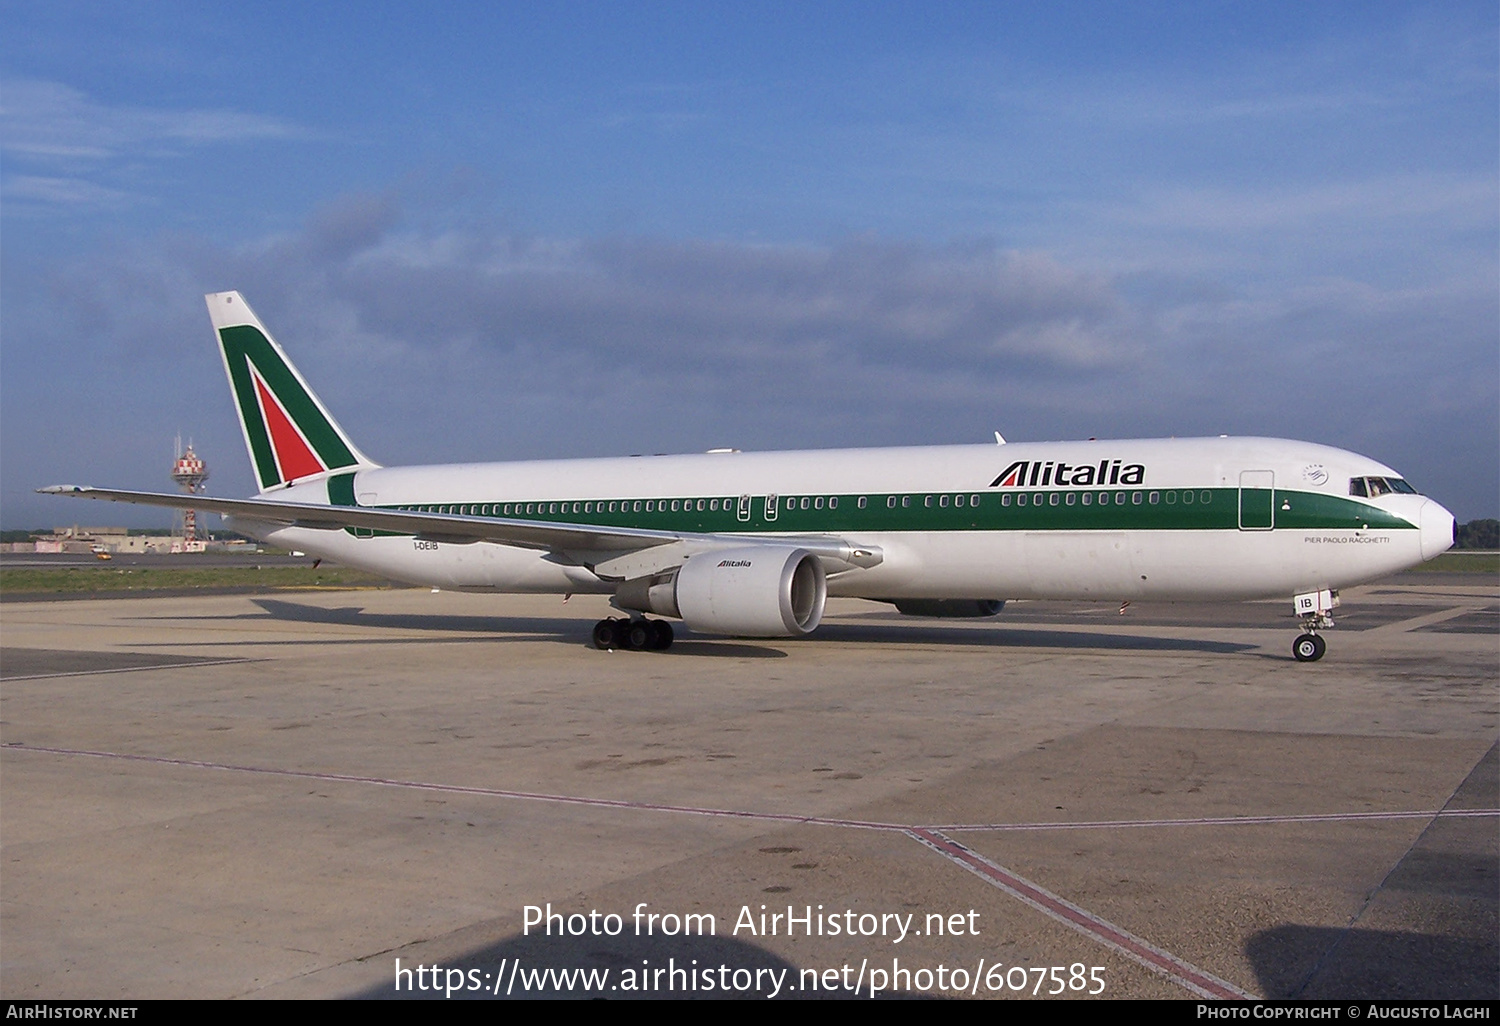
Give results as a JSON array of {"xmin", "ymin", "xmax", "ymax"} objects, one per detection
[
  {"xmin": 2, "ymin": 175, "xmax": 132, "ymax": 206},
  {"xmin": 2, "ymin": 194, "xmax": 1495, "ymax": 527},
  {"xmin": 1130, "ymin": 175, "xmax": 1496, "ymax": 234},
  {"xmin": 0, "ymin": 79, "xmax": 305, "ymax": 207}
]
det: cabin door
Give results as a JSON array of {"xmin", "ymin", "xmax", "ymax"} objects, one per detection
[{"xmin": 1238, "ymin": 471, "xmax": 1275, "ymax": 530}]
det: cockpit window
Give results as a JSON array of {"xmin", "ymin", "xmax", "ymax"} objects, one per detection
[{"xmin": 1350, "ymin": 476, "xmax": 1419, "ymax": 498}]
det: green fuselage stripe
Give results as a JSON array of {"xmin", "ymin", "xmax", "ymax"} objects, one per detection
[{"xmin": 373, "ymin": 487, "xmax": 1414, "ymax": 535}]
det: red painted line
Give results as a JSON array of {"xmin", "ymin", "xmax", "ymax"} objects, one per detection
[
  {"xmin": 906, "ymin": 828, "xmax": 1255, "ymax": 1000},
  {"xmin": 13, "ymin": 740, "xmax": 1481, "ymax": 1001}
]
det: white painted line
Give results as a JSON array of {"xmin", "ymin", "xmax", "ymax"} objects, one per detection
[
  {"xmin": 933, "ymin": 808, "xmax": 1500, "ymax": 831},
  {"xmin": 5, "ymin": 744, "xmax": 1495, "ymax": 836},
  {"xmin": 1, "ymin": 657, "xmax": 255, "ymax": 682}
]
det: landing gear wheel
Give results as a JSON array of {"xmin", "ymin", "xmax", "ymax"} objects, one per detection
[
  {"xmin": 646, "ymin": 619, "xmax": 674, "ymax": 651},
  {"xmin": 1292, "ymin": 633, "xmax": 1326, "ymax": 662},
  {"xmin": 625, "ymin": 620, "xmax": 651, "ymax": 651},
  {"xmin": 592, "ymin": 618, "xmax": 625, "ymax": 650}
]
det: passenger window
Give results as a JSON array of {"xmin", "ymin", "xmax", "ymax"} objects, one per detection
[
  {"xmin": 970, "ymin": 495, "xmax": 980, "ymax": 506},
  {"xmin": 1018, "ymin": 494, "xmax": 1027, "ymax": 507},
  {"xmin": 1081, "ymin": 493, "xmax": 1092, "ymax": 505},
  {"xmin": 1132, "ymin": 492, "xmax": 1142, "ymax": 505},
  {"xmin": 1049, "ymin": 493, "xmax": 1059, "ymax": 506},
  {"xmin": 939, "ymin": 495, "xmax": 948, "ymax": 507},
  {"xmin": 1164, "ymin": 492, "xmax": 1174, "ymax": 505},
  {"xmin": 857, "ymin": 496, "xmax": 866, "ymax": 509},
  {"xmin": 814, "ymin": 497, "xmax": 823, "ymax": 509},
  {"xmin": 800, "ymin": 497, "xmax": 810, "ymax": 510},
  {"xmin": 1149, "ymin": 492, "xmax": 1159, "ymax": 504},
  {"xmin": 697, "ymin": 500, "xmax": 705, "ymax": 511},
  {"xmin": 1065, "ymin": 493, "xmax": 1075, "ymax": 506},
  {"xmin": 1200, "ymin": 491, "xmax": 1211, "ymax": 504},
  {"xmin": 1115, "ymin": 492, "xmax": 1126, "ymax": 505},
  {"xmin": 1001, "ymin": 494, "xmax": 1011, "ymax": 506},
  {"xmin": 1098, "ymin": 493, "xmax": 1108, "ymax": 505},
  {"xmin": 887, "ymin": 496, "xmax": 896, "ymax": 508},
  {"xmin": 829, "ymin": 496, "xmax": 839, "ymax": 509},
  {"xmin": 902, "ymin": 496, "xmax": 911, "ymax": 508}
]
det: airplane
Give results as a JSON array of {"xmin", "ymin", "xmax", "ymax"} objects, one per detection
[{"xmin": 42, "ymin": 291, "xmax": 1456, "ymax": 661}]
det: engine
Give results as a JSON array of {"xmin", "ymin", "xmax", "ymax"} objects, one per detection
[
  {"xmin": 615, "ymin": 546, "xmax": 827, "ymax": 637},
  {"xmin": 889, "ymin": 599, "xmax": 1005, "ymax": 618}
]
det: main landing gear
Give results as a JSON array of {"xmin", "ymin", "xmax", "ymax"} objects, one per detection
[{"xmin": 592, "ymin": 617, "xmax": 674, "ymax": 651}]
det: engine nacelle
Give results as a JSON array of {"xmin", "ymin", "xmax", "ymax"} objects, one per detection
[
  {"xmin": 615, "ymin": 546, "xmax": 827, "ymax": 637},
  {"xmin": 890, "ymin": 599, "xmax": 1005, "ymax": 618}
]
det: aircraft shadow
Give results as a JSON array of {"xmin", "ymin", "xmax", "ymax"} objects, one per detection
[
  {"xmin": 1246, "ymin": 920, "xmax": 1498, "ymax": 999},
  {"xmin": 811, "ymin": 622, "xmax": 1253, "ymax": 654},
  {"xmin": 126, "ymin": 599, "xmax": 1256, "ymax": 657},
  {"xmin": 131, "ymin": 599, "xmax": 788, "ymax": 659}
]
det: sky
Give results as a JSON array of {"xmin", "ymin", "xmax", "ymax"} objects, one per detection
[{"xmin": 2, "ymin": 1, "xmax": 1496, "ymax": 527}]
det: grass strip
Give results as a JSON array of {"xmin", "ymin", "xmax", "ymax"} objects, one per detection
[{"xmin": 1, "ymin": 565, "xmax": 395, "ymax": 596}]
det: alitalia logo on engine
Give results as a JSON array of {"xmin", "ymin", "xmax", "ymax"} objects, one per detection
[
  {"xmin": 989, "ymin": 459, "xmax": 1145, "ymax": 488},
  {"xmin": 718, "ymin": 559, "xmax": 753, "ymax": 567}
]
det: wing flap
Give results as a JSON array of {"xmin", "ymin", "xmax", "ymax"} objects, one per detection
[
  {"xmin": 37, "ymin": 486, "xmax": 676, "ymax": 553},
  {"xmin": 37, "ymin": 487, "xmax": 884, "ymax": 573}
]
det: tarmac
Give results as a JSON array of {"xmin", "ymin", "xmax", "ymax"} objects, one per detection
[{"xmin": 1, "ymin": 572, "xmax": 1495, "ymax": 999}]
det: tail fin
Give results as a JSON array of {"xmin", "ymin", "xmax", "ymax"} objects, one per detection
[{"xmin": 207, "ymin": 291, "xmax": 378, "ymax": 492}]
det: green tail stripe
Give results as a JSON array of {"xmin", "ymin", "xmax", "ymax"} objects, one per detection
[{"xmin": 220, "ymin": 325, "xmax": 359, "ymax": 489}]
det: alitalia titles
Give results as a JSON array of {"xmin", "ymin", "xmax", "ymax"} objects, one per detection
[{"xmin": 990, "ymin": 459, "xmax": 1145, "ymax": 489}]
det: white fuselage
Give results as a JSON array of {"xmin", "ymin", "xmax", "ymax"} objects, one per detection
[{"xmin": 229, "ymin": 436, "xmax": 1452, "ymax": 606}]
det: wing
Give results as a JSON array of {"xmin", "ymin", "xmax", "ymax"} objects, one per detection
[{"xmin": 38, "ymin": 486, "xmax": 882, "ymax": 580}]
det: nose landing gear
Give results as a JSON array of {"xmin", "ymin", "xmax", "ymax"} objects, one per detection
[
  {"xmin": 592, "ymin": 617, "xmax": 674, "ymax": 651},
  {"xmin": 1291, "ymin": 589, "xmax": 1338, "ymax": 662}
]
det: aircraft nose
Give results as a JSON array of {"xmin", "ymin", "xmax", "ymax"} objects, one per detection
[{"xmin": 1419, "ymin": 499, "xmax": 1455, "ymax": 562}]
